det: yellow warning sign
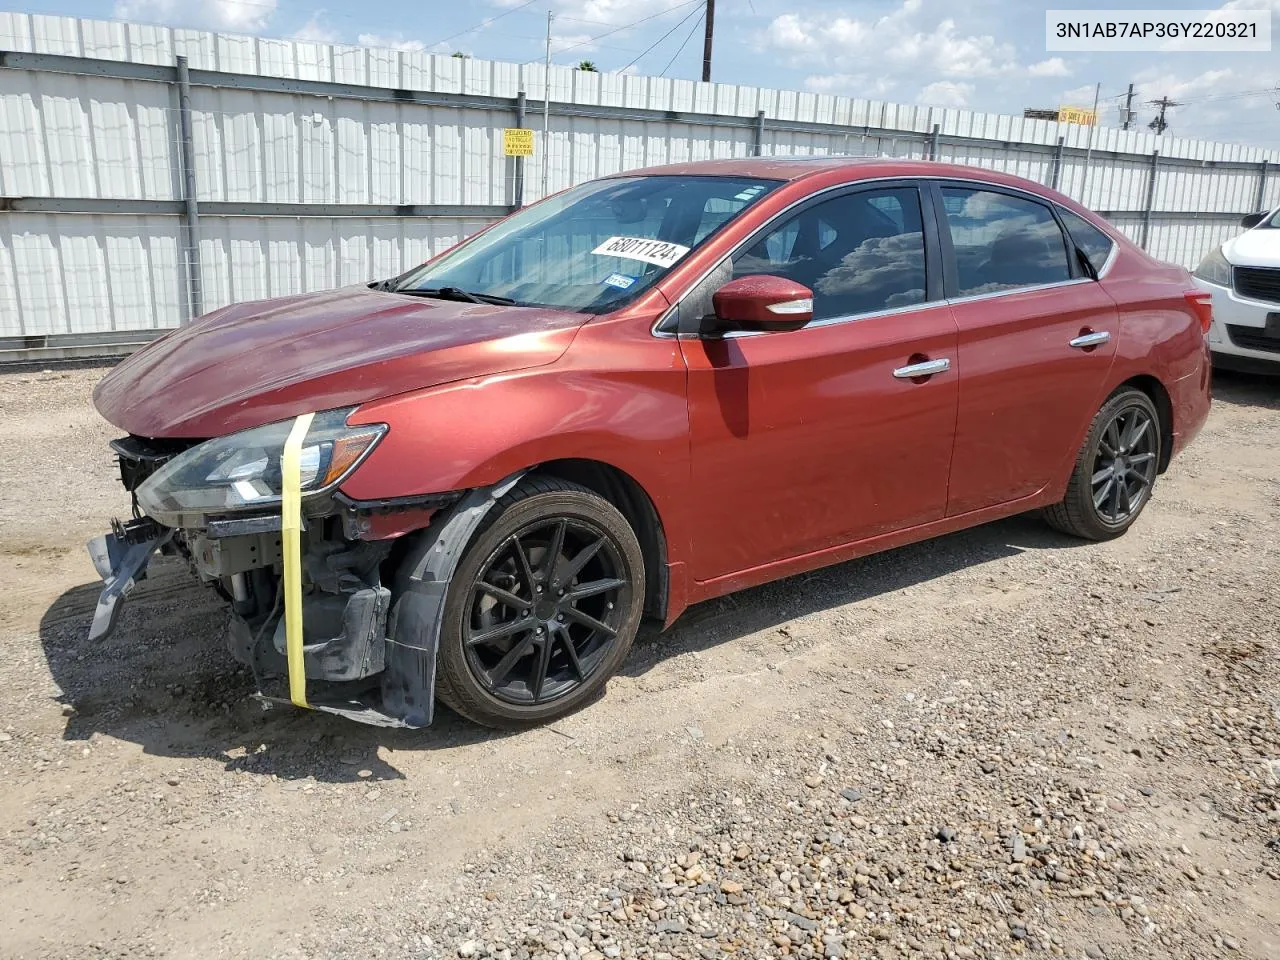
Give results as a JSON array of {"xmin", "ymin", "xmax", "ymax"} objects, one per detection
[
  {"xmin": 1057, "ymin": 106, "xmax": 1097, "ymax": 126},
  {"xmin": 503, "ymin": 128, "xmax": 534, "ymax": 156}
]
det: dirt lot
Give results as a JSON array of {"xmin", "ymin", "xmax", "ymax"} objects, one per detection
[{"xmin": 0, "ymin": 366, "xmax": 1278, "ymax": 960}]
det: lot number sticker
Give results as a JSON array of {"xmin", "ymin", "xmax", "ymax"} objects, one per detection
[{"xmin": 592, "ymin": 236, "xmax": 690, "ymax": 269}]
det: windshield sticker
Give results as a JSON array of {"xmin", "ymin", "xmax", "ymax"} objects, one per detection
[
  {"xmin": 603, "ymin": 273, "xmax": 636, "ymax": 290},
  {"xmin": 592, "ymin": 236, "xmax": 691, "ymax": 269},
  {"xmin": 734, "ymin": 185, "xmax": 765, "ymax": 201}
]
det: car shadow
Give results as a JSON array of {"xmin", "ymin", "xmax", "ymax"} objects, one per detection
[
  {"xmin": 623, "ymin": 512, "xmax": 1081, "ymax": 676},
  {"xmin": 38, "ymin": 562, "xmax": 509, "ymax": 783},
  {"xmin": 1211, "ymin": 368, "xmax": 1279, "ymax": 409},
  {"xmin": 38, "ymin": 513, "xmax": 1082, "ymax": 781}
]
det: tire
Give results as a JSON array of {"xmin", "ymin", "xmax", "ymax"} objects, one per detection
[
  {"xmin": 433, "ymin": 476, "xmax": 645, "ymax": 729},
  {"xmin": 1043, "ymin": 387, "xmax": 1162, "ymax": 541}
]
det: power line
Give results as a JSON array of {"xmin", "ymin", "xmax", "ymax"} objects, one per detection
[
  {"xmin": 619, "ymin": 4, "xmax": 704, "ymax": 73},
  {"xmin": 427, "ymin": 0, "xmax": 540, "ymax": 49},
  {"xmin": 661, "ymin": 10, "xmax": 706, "ymax": 77},
  {"xmin": 1177, "ymin": 87, "xmax": 1279, "ymax": 106},
  {"xmin": 527, "ymin": 0, "xmax": 702, "ymax": 63}
]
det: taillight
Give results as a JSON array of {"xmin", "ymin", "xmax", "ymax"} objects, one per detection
[{"xmin": 1184, "ymin": 290, "xmax": 1213, "ymax": 335}]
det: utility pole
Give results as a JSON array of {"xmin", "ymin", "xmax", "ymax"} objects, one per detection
[
  {"xmin": 701, "ymin": 0, "xmax": 714, "ymax": 82},
  {"xmin": 1147, "ymin": 96, "xmax": 1179, "ymax": 136},
  {"xmin": 542, "ymin": 10, "xmax": 552, "ymax": 198},
  {"xmin": 1121, "ymin": 83, "xmax": 1135, "ymax": 130},
  {"xmin": 1081, "ymin": 81, "xmax": 1101, "ymax": 203}
]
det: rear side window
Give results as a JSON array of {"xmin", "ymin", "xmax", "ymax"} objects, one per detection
[
  {"xmin": 939, "ymin": 187, "xmax": 1072, "ymax": 297},
  {"xmin": 1058, "ymin": 207, "xmax": 1115, "ymax": 275},
  {"xmin": 733, "ymin": 186, "xmax": 927, "ymax": 321}
]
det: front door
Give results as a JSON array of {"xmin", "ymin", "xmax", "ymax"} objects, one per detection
[
  {"xmin": 931, "ymin": 184, "xmax": 1120, "ymax": 516},
  {"xmin": 680, "ymin": 183, "xmax": 960, "ymax": 583}
]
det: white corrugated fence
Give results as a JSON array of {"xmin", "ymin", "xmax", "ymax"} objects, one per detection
[{"xmin": 2, "ymin": 12, "xmax": 1278, "ymax": 361}]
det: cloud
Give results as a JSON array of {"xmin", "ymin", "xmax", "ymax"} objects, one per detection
[
  {"xmin": 803, "ymin": 74, "xmax": 897, "ymax": 99},
  {"xmin": 112, "ymin": 0, "xmax": 277, "ymax": 32},
  {"xmin": 1028, "ymin": 58, "xmax": 1071, "ymax": 78},
  {"xmin": 550, "ymin": 32, "xmax": 598, "ymax": 55},
  {"xmin": 766, "ymin": 13, "xmax": 827, "ymax": 53},
  {"xmin": 549, "ymin": 0, "xmax": 689, "ymax": 26},
  {"xmin": 1057, "ymin": 82, "xmax": 1099, "ymax": 105},
  {"xmin": 357, "ymin": 32, "xmax": 425, "ymax": 52},
  {"xmin": 917, "ymin": 80, "xmax": 973, "ymax": 108},
  {"xmin": 759, "ymin": 0, "xmax": 1088, "ymax": 98},
  {"xmin": 355, "ymin": 32, "xmax": 455, "ymax": 54},
  {"xmin": 292, "ymin": 10, "xmax": 338, "ymax": 43},
  {"xmin": 757, "ymin": 1, "xmax": 1019, "ymax": 80}
]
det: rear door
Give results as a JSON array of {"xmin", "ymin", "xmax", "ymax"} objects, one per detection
[{"xmin": 931, "ymin": 183, "xmax": 1119, "ymax": 516}]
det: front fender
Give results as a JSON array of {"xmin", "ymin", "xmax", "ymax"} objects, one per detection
[{"xmin": 342, "ymin": 362, "xmax": 692, "ymax": 567}]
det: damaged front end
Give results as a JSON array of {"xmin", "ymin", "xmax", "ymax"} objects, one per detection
[{"xmin": 85, "ymin": 409, "xmax": 493, "ymax": 729}]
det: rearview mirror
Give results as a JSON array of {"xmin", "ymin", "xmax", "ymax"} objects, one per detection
[
  {"xmin": 1241, "ymin": 211, "xmax": 1266, "ymax": 229},
  {"xmin": 711, "ymin": 275, "xmax": 814, "ymax": 333}
]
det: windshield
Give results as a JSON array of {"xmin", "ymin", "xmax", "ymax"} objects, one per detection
[
  {"xmin": 1265, "ymin": 207, "xmax": 1280, "ymax": 228},
  {"xmin": 392, "ymin": 175, "xmax": 782, "ymax": 313}
]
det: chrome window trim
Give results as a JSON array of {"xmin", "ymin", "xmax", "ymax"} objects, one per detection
[
  {"xmin": 714, "ymin": 299, "xmax": 934, "ymax": 339},
  {"xmin": 708, "ymin": 275, "xmax": 1096, "ymax": 340},
  {"xmin": 652, "ymin": 173, "xmax": 1116, "ymax": 341},
  {"xmin": 944, "ymin": 276, "xmax": 1093, "ymax": 307}
]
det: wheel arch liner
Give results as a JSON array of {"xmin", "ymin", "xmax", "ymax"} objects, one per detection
[{"xmin": 378, "ymin": 470, "xmax": 527, "ymax": 727}]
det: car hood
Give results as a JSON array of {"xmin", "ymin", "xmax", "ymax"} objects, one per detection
[
  {"xmin": 1223, "ymin": 229, "xmax": 1280, "ymax": 268},
  {"xmin": 94, "ymin": 286, "xmax": 589, "ymax": 438}
]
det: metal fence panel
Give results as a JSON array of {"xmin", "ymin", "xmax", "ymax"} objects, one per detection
[{"xmin": 0, "ymin": 210, "xmax": 183, "ymax": 336}]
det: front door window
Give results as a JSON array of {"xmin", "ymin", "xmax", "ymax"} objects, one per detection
[{"xmin": 732, "ymin": 187, "xmax": 928, "ymax": 322}]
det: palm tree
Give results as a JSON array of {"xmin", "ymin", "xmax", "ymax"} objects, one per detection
[{"xmin": 577, "ymin": 60, "xmax": 597, "ymax": 72}]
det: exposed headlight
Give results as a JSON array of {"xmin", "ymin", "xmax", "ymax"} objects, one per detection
[
  {"xmin": 1192, "ymin": 246, "xmax": 1232, "ymax": 287},
  {"xmin": 137, "ymin": 408, "xmax": 386, "ymax": 527}
]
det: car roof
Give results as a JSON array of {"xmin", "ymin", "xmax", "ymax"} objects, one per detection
[{"xmin": 605, "ymin": 156, "xmax": 1061, "ymax": 196}]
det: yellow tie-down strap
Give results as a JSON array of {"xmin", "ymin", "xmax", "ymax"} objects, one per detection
[{"xmin": 281, "ymin": 412, "xmax": 315, "ymax": 709}]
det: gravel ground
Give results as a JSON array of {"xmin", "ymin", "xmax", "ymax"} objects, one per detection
[{"xmin": 0, "ymin": 366, "xmax": 1277, "ymax": 960}]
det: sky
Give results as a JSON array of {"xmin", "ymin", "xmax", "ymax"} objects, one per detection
[{"xmin": 13, "ymin": 0, "xmax": 1280, "ymax": 147}]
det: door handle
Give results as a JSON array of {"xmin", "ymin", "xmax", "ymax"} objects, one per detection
[
  {"xmin": 1069, "ymin": 330, "xmax": 1111, "ymax": 349},
  {"xmin": 893, "ymin": 358, "xmax": 950, "ymax": 379}
]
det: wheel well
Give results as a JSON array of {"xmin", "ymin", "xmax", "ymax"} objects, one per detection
[
  {"xmin": 532, "ymin": 459, "xmax": 669, "ymax": 621},
  {"xmin": 1120, "ymin": 375, "xmax": 1174, "ymax": 473}
]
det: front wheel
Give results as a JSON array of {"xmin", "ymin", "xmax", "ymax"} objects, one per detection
[
  {"xmin": 1043, "ymin": 387, "xmax": 1162, "ymax": 541},
  {"xmin": 434, "ymin": 476, "xmax": 645, "ymax": 729}
]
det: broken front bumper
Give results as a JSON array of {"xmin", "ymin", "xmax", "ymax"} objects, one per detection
[
  {"xmin": 85, "ymin": 521, "xmax": 173, "ymax": 642},
  {"xmin": 87, "ymin": 413, "xmax": 523, "ymax": 729},
  {"xmin": 84, "ymin": 512, "xmax": 415, "ymax": 727}
]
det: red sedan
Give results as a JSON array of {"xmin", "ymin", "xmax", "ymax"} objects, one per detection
[{"xmin": 89, "ymin": 158, "xmax": 1212, "ymax": 729}]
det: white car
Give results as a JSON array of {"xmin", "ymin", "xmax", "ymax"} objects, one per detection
[{"xmin": 1193, "ymin": 206, "xmax": 1280, "ymax": 372}]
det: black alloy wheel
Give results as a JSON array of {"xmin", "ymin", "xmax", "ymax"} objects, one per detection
[
  {"xmin": 1043, "ymin": 387, "xmax": 1163, "ymax": 541},
  {"xmin": 432, "ymin": 476, "xmax": 646, "ymax": 729},
  {"xmin": 464, "ymin": 517, "xmax": 627, "ymax": 705},
  {"xmin": 1090, "ymin": 405, "xmax": 1158, "ymax": 524}
]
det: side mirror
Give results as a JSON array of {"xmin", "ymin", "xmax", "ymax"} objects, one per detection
[
  {"xmin": 1240, "ymin": 211, "xmax": 1266, "ymax": 229},
  {"xmin": 711, "ymin": 275, "xmax": 814, "ymax": 333}
]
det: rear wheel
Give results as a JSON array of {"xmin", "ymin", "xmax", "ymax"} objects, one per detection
[
  {"xmin": 435, "ymin": 476, "xmax": 645, "ymax": 729},
  {"xmin": 1043, "ymin": 387, "xmax": 1162, "ymax": 541}
]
